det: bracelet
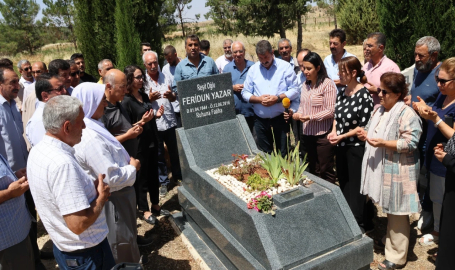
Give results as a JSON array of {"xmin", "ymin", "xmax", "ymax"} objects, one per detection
[{"xmin": 435, "ymin": 119, "xmax": 443, "ymax": 128}]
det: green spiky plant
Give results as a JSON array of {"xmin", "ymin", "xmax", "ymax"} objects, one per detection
[
  {"xmin": 259, "ymin": 128, "xmax": 283, "ymax": 185},
  {"xmin": 280, "ymin": 141, "xmax": 308, "ymax": 186}
]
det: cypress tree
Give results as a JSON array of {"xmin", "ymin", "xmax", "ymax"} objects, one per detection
[
  {"xmin": 337, "ymin": 0, "xmax": 379, "ymax": 45},
  {"xmin": 115, "ymin": 0, "xmax": 141, "ymax": 71}
]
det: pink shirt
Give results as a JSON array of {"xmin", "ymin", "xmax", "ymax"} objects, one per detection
[
  {"xmin": 298, "ymin": 78, "xmax": 336, "ymax": 136},
  {"xmin": 363, "ymin": 55, "xmax": 400, "ymax": 105}
]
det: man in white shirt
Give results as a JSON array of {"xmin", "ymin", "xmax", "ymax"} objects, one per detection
[
  {"xmin": 278, "ymin": 38, "xmax": 299, "ymax": 74},
  {"xmin": 16, "ymin": 60, "xmax": 35, "ymax": 111},
  {"xmin": 26, "ymin": 74, "xmax": 67, "ymax": 148},
  {"xmin": 144, "ymin": 51, "xmax": 182, "ymax": 191},
  {"xmin": 323, "ymin": 29, "xmax": 356, "ymax": 92},
  {"xmin": 162, "ymin": 45, "xmax": 182, "ymax": 127},
  {"xmin": 23, "ymin": 62, "xmax": 48, "ymax": 103},
  {"xmin": 215, "ymin": 39, "xmax": 234, "ymax": 73},
  {"xmin": 27, "ymin": 95, "xmax": 114, "ymax": 270}
]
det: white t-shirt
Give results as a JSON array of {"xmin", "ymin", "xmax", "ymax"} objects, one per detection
[
  {"xmin": 215, "ymin": 55, "xmax": 233, "ymax": 74},
  {"xmin": 27, "ymin": 135, "xmax": 108, "ymax": 252}
]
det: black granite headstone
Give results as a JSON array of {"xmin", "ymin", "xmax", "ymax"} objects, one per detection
[{"xmin": 177, "ymin": 73, "xmax": 236, "ymax": 130}]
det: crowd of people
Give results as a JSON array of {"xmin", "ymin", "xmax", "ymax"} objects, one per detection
[{"xmin": 0, "ymin": 28, "xmax": 453, "ymax": 270}]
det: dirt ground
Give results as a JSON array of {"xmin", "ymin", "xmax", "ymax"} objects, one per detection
[{"xmin": 37, "ymin": 185, "xmax": 437, "ymax": 270}]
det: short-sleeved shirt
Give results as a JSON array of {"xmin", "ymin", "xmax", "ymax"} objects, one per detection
[
  {"xmin": 410, "ymin": 63, "xmax": 441, "ymax": 106},
  {"xmin": 334, "ymin": 87, "xmax": 374, "ymax": 147},
  {"xmin": 215, "ymin": 55, "xmax": 233, "ymax": 74},
  {"xmin": 425, "ymin": 93, "xmax": 455, "ymax": 177},
  {"xmin": 172, "ymin": 53, "xmax": 219, "ymax": 92},
  {"xmin": 145, "ymin": 72, "xmax": 177, "ymax": 131},
  {"xmin": 241, "ymin": 58, "xmax": 299, "ymax": 119},
  {"xmin": 363, "ymin": 56, "xmax": 401, "ymax": 105},
  {"xmin": 26, "ymin": 101, "xmax": 46, "ymax": 148},
  {"xmin": 223, "ymin": 59, "xmax": 255, "ymax": 117},
  {"xmin": 162, "ymin": 64, "xmax": 180, "ymax": 113},
  {"xmin": 121, "ymin": 92, "xmax": 159, "ymax": 152},
  {"xmin": 0, "ymin": 154, "xmax": 31, "ymax": 251},
  {"xmin": 102, "ymin": 101, "xmax": 138, "ymax": 157},
  {"xmin": 27, "ymin": 136, "xmax": 108, "ymax": 252},
  {"xmin": 0, "ymin": 95, "xmax": 28, "ymax": 171},
  {"xmin": 323, "ymin": 50, "xmax": 356, "ymax": 82}
]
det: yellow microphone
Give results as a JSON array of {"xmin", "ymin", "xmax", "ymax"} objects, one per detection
[{"xmin": 282, "ymin": 97, "xmax": 291, "ymax": 113}]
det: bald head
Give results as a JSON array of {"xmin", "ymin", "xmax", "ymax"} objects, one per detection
[
  {"xmin": 104, "ymin": 69, "xmax": 127, "ymax": 103},
  {"xmin": 32, "ymin": 61, "xmax": 48, "ymax": 80}
]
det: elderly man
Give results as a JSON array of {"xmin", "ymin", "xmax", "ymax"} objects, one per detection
[
  {"xmin": 144, "ymin": 51, "xmax": 181, "ymax": 195},
  {"xmin": 215, "ymin": 39, "xmax": 234, "ymax": 73},
  {"xmin": 97, "ymin": 59, "xmax": 114, "ymax": 84},
  {"xmin": 223, "ymin": 41, "xmax": 255, "ymax": 133},
  {"xmin": 162, "ymin": 45, "xmax": 182, "ymax": 127},
  {"xmin": 0, "ymin": 155, "xmax": 34, "ymax": 270},
  {"xmin": 23, "ymin": 62, "xmax": 48, "ymax": 103},
  {"xmin": 71, "ymin": 53, "xmax": 97, "ymax": 83},
  {"xmin": 363, "ymin": 32, "xmax": 400, "ymax": 105},
  {"xmin": 72, "ymin": 83, "xmax": 145, "ymax": 263},
  {"xmin": 0, "ymin": 67, "xmax": 45, "ymax": 269},
  {"xmin": 200, "ymin": 40, "xmax": 211, "ymax": 56},
  {"xmin": 278, "ymin": 38, "xmax": 299, "ymax": 74},
  {"xmin": 172, "ymin": 34, "xmax": 218, "ymax": 92},
  {"xmin": 16, "ymin": 60, "xmax": 34, "ymax": 111},
  {"xmin": 67, "ymin": 60, "xmax": 80, "ymax": 89},
  {"xmin": 27, "ymin": 95, "xmax": 114, "ymax": 270},
  {"xmin": 241, "ymin": 40, "xmax": 299, "ymax": 155},
  {"xmin": 26, "ymin": 74, "xmax": 66, "ymax": 147},
  {"xmin": 323, "ymin": 29, "xmax": 356, "ymax": 91},
  {"xmin": 102, "ymin": 69, "xmax": 143, "ymax": 158}
]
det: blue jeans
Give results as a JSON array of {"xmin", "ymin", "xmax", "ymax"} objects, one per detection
[{"xmin": 53, "ymin": 238, "xmax": 115, "ymax": 270}]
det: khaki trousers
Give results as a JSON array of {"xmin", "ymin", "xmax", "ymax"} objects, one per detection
[{"xmin": 385, "ymin": 214, "xmax": 410, "ymax": 265}]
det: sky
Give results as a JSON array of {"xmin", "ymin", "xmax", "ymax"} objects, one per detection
[{"xmin": 33, "ymin": 0, "xmax": 211, "ymax": 22}]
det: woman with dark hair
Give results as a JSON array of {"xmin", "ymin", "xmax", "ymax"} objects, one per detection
[
  {"xmin": 357, "ymin": 72, "xmax": 421, "ymax": 269},
  {"xmin": 293, "ymin": 52, "xmax": 337, "ymax": 183},
  {"xmin": 122, "ymin": 65, "xmax": 167, "ymax": 225},
  {"xmin": 327, "ymin": 56, "xmax": 374, "ymax": 233}
]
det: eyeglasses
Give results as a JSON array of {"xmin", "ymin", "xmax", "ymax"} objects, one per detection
[
  {"xmin": 435, "ymin": 76, "xmax": 455, "ymax": 86},
  {"xmin": 377, "ymin": 88, "xmax": 389, "ymax": 95},
  {"xmin": 46, "ymin": 86, "xmax": 65, "ymax": 93},
  {"xmin": 32, "ymin": 70, "xmax": 42, "ymax": 75},
  {"xmin": 133, "ymin": 75, "xmax": 143, "ymax": 80},
  {"xmin": 22, "ymin": 67, "xmax": 31, "ymax": 72},
  {"xmin": 70, "ymin": 71, "xmax": 80, "ymax": 77}
]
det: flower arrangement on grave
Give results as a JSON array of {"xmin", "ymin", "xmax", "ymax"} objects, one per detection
[{"xmin": 247, "ymin": 191, "xmax": 275, "ymax": 215}]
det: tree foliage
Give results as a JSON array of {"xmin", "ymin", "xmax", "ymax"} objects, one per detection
[
  {"xmin": 337, "ymin": 0, "xmax": 379, "ymax": 45},
  {"xmin": 115, "ymin": 0, "xmax": 141, "ymax": 71},
  {"xmin": 42, "ymin": 0, "xmax": 77, "ymax": 48},
  {"xmin": 377, "ymin": 0, "xmax": 455, "ymax": 69},
  {"xmin": 0, "ymin": 0, "xmax": 42, "ymax": 54},
  {"xmin": 204, "ymin": 0, "xmax": 237, "ymax": 35}
]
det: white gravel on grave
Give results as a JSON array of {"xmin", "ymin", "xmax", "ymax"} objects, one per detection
[{"xmin": 205, "ymin": 167, "xmax": 300, "ymax": 203}]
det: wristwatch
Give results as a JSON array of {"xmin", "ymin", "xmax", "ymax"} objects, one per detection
[{"xmin": 276, "ymin": 94, "xmax": 282, "ymax": 104}]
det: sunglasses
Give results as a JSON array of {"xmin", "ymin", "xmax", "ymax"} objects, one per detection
[
  {"xmin": 70, "ymin": 71, "xmax": 80, "ymax": 77},
  {"xmin": 22, "ymin": 67, "xmax": 31, "ymax": 72},
  {"xmin": 46, "ymin": 86, "xmax": 65, "ymax": 93},
  {"xmin": 32, "ymin": 70, "xmax": 42, "ymax": 75},
  {"xmin": 377, "ymin": 88, "xmax": 389, "ymax": 95},
  {"xmin": 133, "ymin": 75, "xmax": 143, "ymax": 80},
  {"xmin": 435, "ymin": 76, "xmax": 455, "ymax": 86}
]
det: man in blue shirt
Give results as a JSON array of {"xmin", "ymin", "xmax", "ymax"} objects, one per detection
[
  {"xmin": 172, "ymin": 35, "xmax": 219, "ymax": 92},
  {"xmin": 241, "ymin": 40, "xmax": 299, "ymax": 155},
  {"xmin": 408, "ymin": 36, "xmax": 442, "ymax": 232},
  {"xmin": 223, "ymin": 41, "xmax": 255, "ymax": 134},
  {"xmin": 323, "ymin": 29, "xmax": 356, "ymax": 92},
  {"xmin": 0, "ymin": 154, "xmax": 33, "ymax": 270}
]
